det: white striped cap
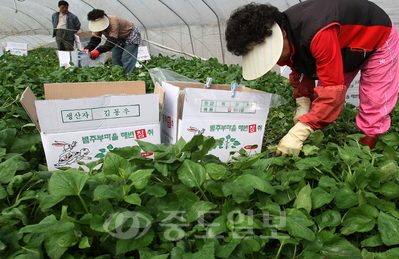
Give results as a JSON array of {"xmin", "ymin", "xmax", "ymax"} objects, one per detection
[{"xmin": 242, "ymin": 22, "xmax": 283, "ymax": 80}]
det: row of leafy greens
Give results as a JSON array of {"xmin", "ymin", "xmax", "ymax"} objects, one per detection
[{"xmin": 1, "ymin": 48, "xmax": 399, "ymax": 259}]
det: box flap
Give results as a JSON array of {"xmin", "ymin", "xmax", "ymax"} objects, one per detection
[
  {"xmin": 165, "ymin": 81, "xmax": 244, "ymax": 92},
  {"xmin": 36, "ymin": 93, "xmax": 159, "ymax": 134},
  {"xmin": 75, "ymin": 31, "xmax": 92, "ymax": 38},
  {"xmin": 44, "ymin": 81, "xmax": 146, "ymax": 100},
  {"xmin": 161, "ymin": 82, "xmax": 181, "ymax": 116},
  {"xmin": 154, "ymin": 82, "xmax": 165, "ymax": 109},
  {"xmin": 19, "ymin": 87, "xmax": 40, "ymax": 131}
]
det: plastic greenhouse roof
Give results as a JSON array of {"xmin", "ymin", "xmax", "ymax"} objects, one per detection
[{"xmin": 1, "ymin": 0, "xmax": 398, "ymax": 65}]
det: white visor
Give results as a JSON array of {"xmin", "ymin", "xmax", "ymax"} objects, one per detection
[
  {"xmin": 88, "ymin": 16, "xmax": 110, "ymax": 32},
  {"xmin": 242, "ymin": 22, "xmax": 284, "ymax": 80}
]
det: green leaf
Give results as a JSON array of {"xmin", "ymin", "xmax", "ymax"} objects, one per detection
[
  {"xmin": 145, "ymin": 185, "xmax": 167, "ymax": 197},
  {"xmin": 370, "ymin": 182, "xmax": 399, "ymax": 199},
  {"xmin": 294, "ymin": 184, "xmax": 312, "ymax": 213},
  {"xmin": 0, "ymin": 155, "xmax": 20, "ymax": 184},
  {"xmin": 361, "ymin": 234, "xmax": 383, "ymax": 247},
  {"xmin": 308, "ymin": 129, "xmax": 324, "ymax": 147},
  {"xmin": 253, "ymin": 157, "xmax": 284, "ymax": 171},
  {"xmin": 341, "ymin": 205, "xmax": 378, "ymax": 235},
  {"xmin": 377, "ymin": 211, "xmax": 399, "ymax": 246},
  {"xmin": 222, "ymin": 182, "xmax": 254, "ymax": 203},
  {"xmin": 93, "ymin": 185, "xmax": 124, "ymax": 200},
  {"xmin": 233, "ymin": 212, "xmax": 262, "ymax": 230},
  {"xmin": 115, "ymin": 229, "xmax": 155, "ymax": 255},
  {"xmin": 311, "ymin": 187, "xmax": 334, "ymax": 209},
  {"xmin": 90, "ymin": 215, "xmax": 107, "ymax": 233},
  {"xmin": 123, "ymin": 193, "xmax": 141, "ymax": 205},
  {"xmin": 333, "ymin": 184, "xmax": 359, "ymax": 209},
  {"xmin": 319, "ymin": 231, "xmax": 362, "ymax": 259},
  {"xmin": 78, "ymin": 236, "xmax": 90, "ymax": 249},
  {"xmin": 206, "ymin": 215, "xmax": 227, "ymax": 238},
  {"xmin": 129, "ymin": 169, "xmax": 154, "ymax": 189},
  {"xmin": 0, "ymin": 185, "xmax": 7, "ymax": 199},
  {"xmin": 215, "ymin": 236, "xmax": 242, "ymax": 258},
  {"xmin": 177, "ymin": 160, "xmax": 206, "ymax": 188},
  {"xmin": 300, "ymin": 251, "xmax": 325, "ymax": 259},
  {"xmin": 44, "ymin": 232, "xmax": 68, "ymax": 259},
  {"xmin": 379, "ymin": 161, "xmax": 397, "ymax": 182},
  {"xmin": 374, "ymin": 247, "xmax": 399, "ymax": 259},
  {"xmin": 136, "ymin": 139, "xmax": 167, "ymax": 153},
  {"xmin": 48, "ymin": 170, "xmax": 90, "ymax": 198},
  {"xmin": 56, "ymin": 230, "xmax": 78, "ymax": 247},
  {"xmin": 380, "ymin": 132, "xmax": 399, "ymax": 146},
  {"xmin": 187, "ymin": 201, "xmax": 217, "ymax": 223},
  {"xmin": 338, "ymin": 146, "xmax": 360, "ymax": 166},
  {"xmin": 234, "ymin": 174, "xmax": 275, "ymax": 195},
  {"xmin": 279, "ymin": 209, "xmax": 315, "ymax": 241},
  {"xmin": 205, "ymin": 163, "xmax": 227, "ymax": 180},
  {"xmin": 302, "ymin": 145, "xmax": 320, "ymax": 156},
  {"xmin": 241, "ymin": 238, "xmax": 261, "ymax": 254},
  {"xmin": 315, "ymin": 210, "xmax": 341, "ymax": 230},
  {"xmin": 318, "ymin": 176, "xmax": 337, "ymax": 188},
  {"xmin": 20, "ymin": 215, "xmax": 75, "ymax": 234},
  {"xmin": 295, "ymin": 157, "xmax": 322, "ymax": 170},
  {"xmin": 102, "ymin": 152, "xmax": 131, "ymax": 176}
]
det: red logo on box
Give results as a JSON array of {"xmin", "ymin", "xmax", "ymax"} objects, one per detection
[
  {"xmin": 167, "ymin": 116, "xmax": 172, "ymax": 128},
  {"xmin": 135, "ymin": 129, "xmax": 147, "ymax": 139},
  {"xmin": 141, "ymin": 152, "xmax": 154, "ymax": 157},
  {"xmin": 248, "ymin": 124, "xmax": 257, "ymax": 133},
  {"xmin": 244, "ymin": 144, "xmax": 258, "ymax": 150}
]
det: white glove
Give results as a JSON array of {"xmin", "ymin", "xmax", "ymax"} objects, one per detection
[
  {"xmin": 293, "ymin": 97, "xmax": 311, "ymax": 124},
  {"xmin": 276, "ymin": 122, "xmax": 314, "ymax": 156}
]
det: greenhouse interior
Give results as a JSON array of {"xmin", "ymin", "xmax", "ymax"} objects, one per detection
[
  {"xmin": 0, "ymin": 0, "xmax": 396, "ymax": 65},
  {"xmin": 2, "ymin": 1, "xmax": 399, "ymax": 259}
]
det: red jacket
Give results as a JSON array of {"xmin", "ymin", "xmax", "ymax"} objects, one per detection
[{"xmin": 278, "ymin": 0, "xmax": 391, "ymax": 129}]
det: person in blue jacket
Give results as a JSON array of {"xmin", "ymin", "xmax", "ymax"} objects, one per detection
[{"xmin": 52, "ymin": 1, "xmax": 81, "ymax": 51}]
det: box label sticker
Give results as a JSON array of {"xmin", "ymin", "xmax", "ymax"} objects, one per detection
[
  {"xmin": 200, "ymin": 100, "xmax": 257, "ymax": 114},
  {"xmin": 61, "ymin": 105, "xmax": 140, "ymax": 123}
]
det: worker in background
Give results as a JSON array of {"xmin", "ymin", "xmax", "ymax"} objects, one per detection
[
  {"xmin": 83, "ymin": 9, "xmax": 143, "ymax": 74},
  {"xmin": 52, "ymin": 1, "xmax": 81, "ymax": 51},
  {"xmin": 225, "ymin": 0, "xmax": 399, "ymax": 156}
]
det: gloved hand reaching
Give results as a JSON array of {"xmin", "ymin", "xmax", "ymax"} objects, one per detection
[
  {"xmin": 89, "ymin": 50, "xmax": 100, "ymax": 60},
  {"xmin": 276, "ymin": 121, "xmax": 314, "ymax": 156},
  {"xmin": 293, "ymin": 97, "xmax": 311, "ymax": 124}
]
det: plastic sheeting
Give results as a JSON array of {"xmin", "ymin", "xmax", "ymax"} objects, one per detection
[{"xmin": 1, "ymin": 0, "xmax": 398, "ymax": 65}]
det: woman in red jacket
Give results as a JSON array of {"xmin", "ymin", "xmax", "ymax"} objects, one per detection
[{"xmin": 225, "ymin": 0, "xmax": 399, "ymax": 156}]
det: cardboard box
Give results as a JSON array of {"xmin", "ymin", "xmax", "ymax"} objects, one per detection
[
  {"xmin": 74, "ymin": 32, "xmax": 93, "ymax": 51},
  {"xmin": 57, "ymin": 50, "xmax": 105, "ymax": 68},
  {"xmin": 160, "ymin": 81, "xmax": 273, "ymax": 162},
  {"xmin": 5, "ymin": 42, "xmax": 28, "ymax": 56},
  {"xmin": 20, "ymin": 81, "xmax": 162, "ymax": 171}
]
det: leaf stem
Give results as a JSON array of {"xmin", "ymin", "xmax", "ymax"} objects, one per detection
[
  {"xmin": 275, "ymin": 243, "xmax": 284, "ymax": 259},
  {"xmin": 77, "ymin": 194, "xmax": 89, "ymax": 214},
  {"xmin": 197, "ymin": 185, "xmax": 210, "ymax": 202}
]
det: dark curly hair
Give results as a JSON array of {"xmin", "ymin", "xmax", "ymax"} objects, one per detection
[
  {"xmin": 87, "ymin": 9, "xmax": 107, "ymax": 21},
  {"xmin": 225, "ymin": 3, "xmax": 286, "ymax": 56}
]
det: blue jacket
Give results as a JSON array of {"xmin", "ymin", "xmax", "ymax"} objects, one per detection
[{"xmin": 52, "ymin": 11, "xmax": 81, "ymax": 41}]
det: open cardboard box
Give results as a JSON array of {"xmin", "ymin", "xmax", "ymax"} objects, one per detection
[
  {"xmin": 57, "ymin": 50, "xmax": 105, "ymax": 68},
  {"xmin": 160, "ymin": 81, "xmax": 273, "ymax": 162},
  {"xmin": 74, "ymin": 31, "xmax": 93, "ymax": 51},
  {"xmin": 20, "ymin": 81, "xmax": 163, "ymax": 171}
]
